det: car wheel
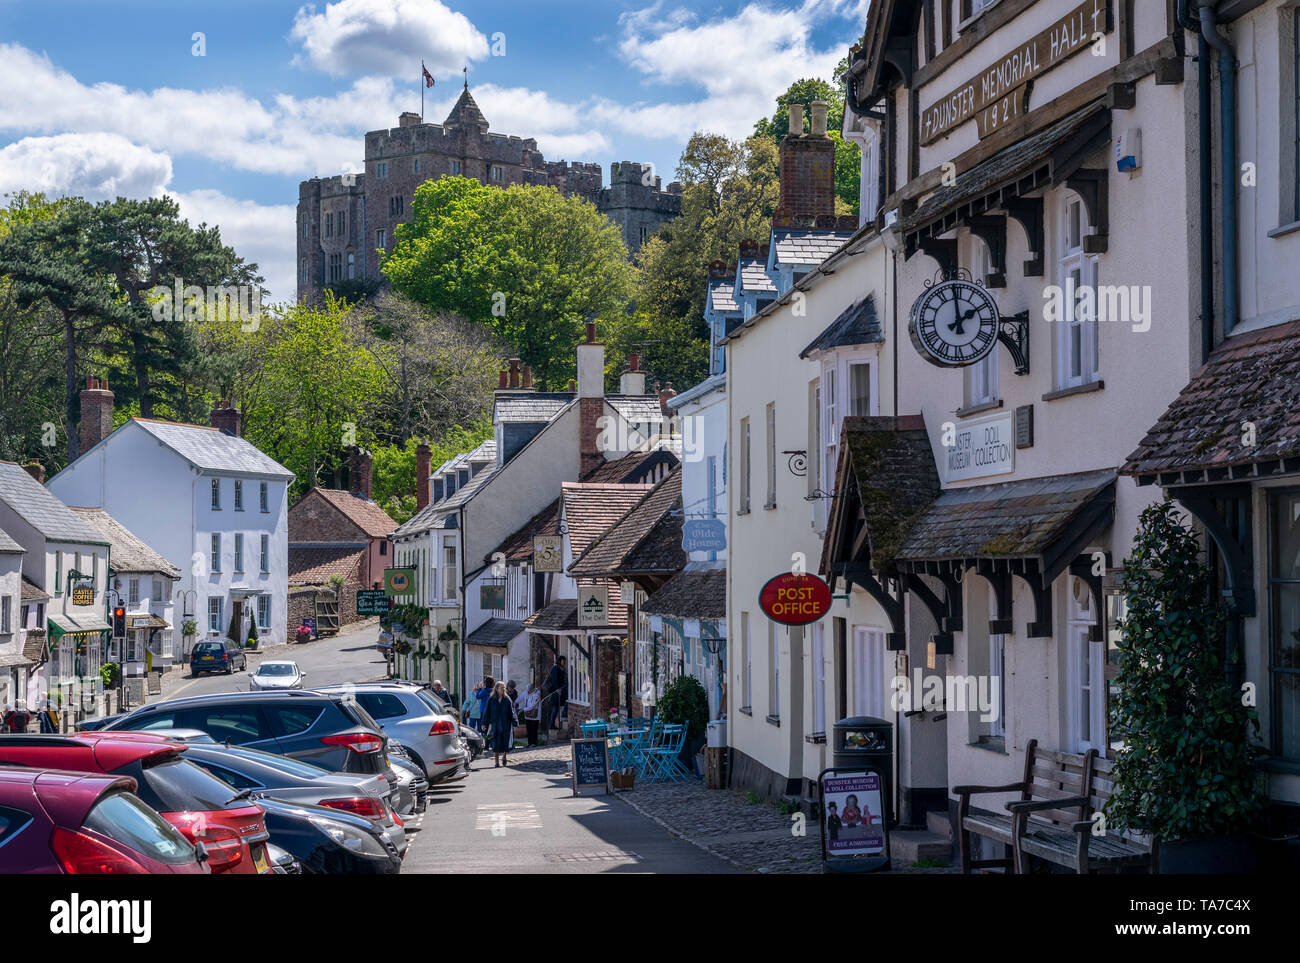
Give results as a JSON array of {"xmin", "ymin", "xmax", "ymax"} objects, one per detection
[{"xmin": 400, "ymin": 745, "xmax": 428, "ymax": 776}]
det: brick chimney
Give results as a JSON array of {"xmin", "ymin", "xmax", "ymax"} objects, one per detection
[
  {"xmin": 507, "ymin": 358, "xmax": 521, "ymax": 388},
  {"xmin": 416, "ymin": 442, "xmax": 432, "ymax": 511},
  {"xmin": 498, "ymin": 369, "xmax": 509, "ymax": 389},
  {"xmin": 399, "ymin": 111, "xmax": 422, "ymax": 128},
  {"xmin": 619, "ymin": 352, "xmax": 646, "ymax": 395},
  {"xmin": 79, "ymin": 376, "xmax": 114, "ymax": 455},
  {"xmin": 778, "ymin": 100, "xmax": 836, "ymax": 220},
  {"xmin": 210, "ymin": 400, "xmax": 242, "ymax": 437},
  {"xmin": 520, "ymin": 365, "xmax": 533, "ymax": 389},
  {"xmin": 577, "ymin": 322, "xmax": 605, "ymax": 475},
  {"xmin": 22, "ymin": 461, "xmax": 45, "ymax": 484},
  {"xmin": 349, "ymin": 447, "xmax": 373, "ymax": 500},
  {"xmin": 658, "ymin": 381, "xmax": 677, "ymax": 418}
]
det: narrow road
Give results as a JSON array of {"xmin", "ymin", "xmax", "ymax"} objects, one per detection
[{"xmin": 402, "ymin": 747, "xmax": 737, "ymax": 874}]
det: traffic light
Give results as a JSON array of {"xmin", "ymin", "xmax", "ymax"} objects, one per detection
[{"xmin": 113, "ymin": 606, "xmax": 126, "ymax": 639}]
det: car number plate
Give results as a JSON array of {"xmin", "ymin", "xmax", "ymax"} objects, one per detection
[{"xmin": 252, "ymin": 844, "xmax": 270, "ymax": 874}]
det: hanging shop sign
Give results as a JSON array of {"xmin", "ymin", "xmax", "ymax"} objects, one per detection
[
  {"xmin": 383, "ymin": 568, "xmax": 416, "ymax": 596},
  {"xmin": 919, "ymin": 0, "xmax": 1110, "ymax": 145},
  {"xmin": 682, "ymin": 518, "xmax": 726, "ymax": 553},
  {"xmin": 356, "ymin": 590, "xmax": 390, "ymax": 616},
  {"xmin": 577, "ymin": 585, "xmax": 609, "ymax": 627},
  {"xmin": 479, "ymin": 583, "xmax": 506, "ymax": 611},
  {"xmin": 70, "ymin": 582, "xmax": 95, "ymax": 606},
  {"xmin": 945, "ymin": 412, "xmax": 1015, "ymax": 483},
  {"xmin": 533, "ymin": 535, "xmax": 563, "ymax": 572},
  {"xmin": 759, "ymin": 573, "xmax": 832, "ymax": 626},
  {"xmin": 909, "ymin": 279, "xmax": 1001, "ymax": 368}
]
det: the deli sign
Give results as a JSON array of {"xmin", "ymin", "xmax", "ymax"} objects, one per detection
[
  {"xmin": 760, "ymin": 573, "xmax": 832, "ymax": 626},
  {"xmin": 920, "ymin": 0, "xmax": 1109, "ymax": 146}
]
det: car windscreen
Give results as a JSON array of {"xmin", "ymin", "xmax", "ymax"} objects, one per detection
[
  {"xmin": 257, "ymin": 664, "xmax": 295, "ymax": 676},
  {"xmin": 193, "ymin": 643, "xmax": 223, "ymax": 654},
  {"xmin": 222, "ymin": 746, "xmax": 331, "ymax": 779},
  {"xmin": 0, "ymin": 805, "xmax": 33, "ymax": 847},
  {"xmin": 133, "ymin": 756, "xmax": 241, "ymax": 812},
  {"xmin": 84, "ymin": 791, "xmax": 196, "ymax": 865}
]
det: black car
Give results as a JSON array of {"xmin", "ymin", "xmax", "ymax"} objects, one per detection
[
  {"xmin": 254, "ymin": 795, "xmax": 401, "ymax": 874},
  {"xmin": 99, "ymin": 691, "xmax": 396, "ymax": 779},
  {"xmin": 190, "ymin": 639, "xmax": 247, "ymax": 676}
]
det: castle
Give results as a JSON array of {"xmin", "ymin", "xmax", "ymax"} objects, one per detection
[{"xmin": 296, "ymin": 83, "xmax": 682, "ymax": 303}]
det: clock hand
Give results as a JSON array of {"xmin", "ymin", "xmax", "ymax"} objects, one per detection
[{"xmin": 947, "ymin": 303, "xmax": 978, "ymax": 335}]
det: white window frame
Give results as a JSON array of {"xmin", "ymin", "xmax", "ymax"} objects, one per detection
[
  {"xmin": 207, "ymin": 596, "xmax": 223, "ymax": 634},
  {"xmin": 128, "ymin": 578, "xmax": 140, "ymax": 606},
  {"xmin": 567, "ymin": 638, "xmax": 591, "ymax": 706},
  {"xmin": 852, "ymin": 626, "xmax": 886, "ymax": 719},
  {"xmin": 965, "ymin": 235, "xmax": 999, "ymax": 407},
  {"xmin": 822, "ymin": 353, "xmax": 880, "ymax": 494},
  {"xmin": 1066, "ymin": 576, "xmax": 1105, "ymax": 752},
  {"xmin": 1056, "ymin": 191, "xmax": 1100, "ymax": 390},
  {"xmin": 764, "ymin": 403, "xmax": 777, "ymax": 509},
  {"xmin": 811, "ymin": 622, "xmax": 827, "ymax": 736},
  {"xmin": 234, "ymin": 534, "xmax": 244, "ymax": 573},
  {"xmin": 211, "ymin": 479, "xmax": 221, "ymax": 510},
  {"xmin": 260, "ymin": 534, "xmax": 269, "ymax": 574},
  {"xmin": 768, "ymin": 620, "xmax": 780, "ymax": 719},
  {"xmin": 738, "ymin": 417, "xmax": 751, "ymax": 513},
  {"xmin": 210, "ymin": 533, "xmax": 221, "ymax": 573},
  {"xmin": 257, "ymin": 594, "xmax": 271, "ymax": 630},
  {"xmin": 0, "ymin": 596, "xmax": 9, "ymax": 635},
  {"xmin": 442, "ymin": 539, "xmax": 457, "ymax": 603}
]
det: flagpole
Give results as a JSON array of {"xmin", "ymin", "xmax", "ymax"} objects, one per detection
[{"xmin": 421, "ymin": 60, "xmax": 425, "ymax": 121}]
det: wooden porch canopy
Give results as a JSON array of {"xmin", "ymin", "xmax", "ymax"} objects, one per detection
[{"xmin": 900, "ymin": 102, "xmax": 1112, "ymax": 277}]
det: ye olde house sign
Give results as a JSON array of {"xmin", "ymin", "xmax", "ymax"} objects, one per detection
[{"xmin": 920, "ymin": 0, "xmax": 1110, "ymax": 145}]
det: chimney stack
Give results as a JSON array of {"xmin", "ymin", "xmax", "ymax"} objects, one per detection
[
  {"xmin": 778, "ymin": 101, "xmax": 836, "ymax": 220},
  {"xmin": 79, "ymin": 376, "xmax": 115, "ymax": 455},
  {"xmin": 22, "ymin": 461, "xmax": 45, "ymax": 484},
  {"xmin": 349, "ymin": 447, "xmax": 373, "ymax": 500},
  {"xmin": 416, "ymin": 443, "xmax": 432, "ymax": 511},
  {"xmin": 577, "ymin": 322, "xmax": 606, "ymax": 475},
  {"xmin": 521, "ymin": 365, "xmax": 533, "ymax": 389},
  {"xmin": 498, "ymin": 369, "xmax": 509, "ymax": 389},
  {"xmin": 210, "ymin": 399, "xmax": 242, "ymax": 437},
  {"xmin": 508, "ymin": 358, "xmax": 521, "ymax": 389},
  {"xmin": 658, "ymin": 381, "xmax": 677, "ymax": 418},
  {"xmin": 619, "ymin": 352, "xmax": 646, "ymax": 395}
]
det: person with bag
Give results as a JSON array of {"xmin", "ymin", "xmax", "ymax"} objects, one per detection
[
  {"xmin": 6, "ymin": 700, "xmax": 30, "ymax": 733},
  {"xmin": 475, "ymin": 676, "xmax": 494, "ymax": 733},
  {"xmin": 520, "ymin": 683, "xmax": 541, "ymax": 747},
  {"xmin": 464, "ymin": 683, "xmax": 483, "ymax": 730},
  {"xmin": 483, "ymin": 682, "xmax": 515, "ymax": 767},
  {"xmin": 37, "ymin": 694, "xmax": 57, "ymax": 734}
]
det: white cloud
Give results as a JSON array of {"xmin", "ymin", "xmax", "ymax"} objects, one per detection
[
  {"xmin": 290, "ymin": 0, "xmax": 489, "ymax": 77},
  {"xmin": 0, "ymin": 133, "xmax": 172, "ymax": 200},
  {"xmin": 170, "ymin": 189, "xmax": 298, "ymax": 308}
]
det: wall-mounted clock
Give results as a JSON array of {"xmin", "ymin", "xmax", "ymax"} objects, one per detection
[{"xmin": 908, "ymin": 279, "xmax": 1000, "ymax": 368}]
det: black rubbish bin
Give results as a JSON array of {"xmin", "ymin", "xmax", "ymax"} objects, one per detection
[{"xmin": 831, "ymin": 716, "xmax": 893, "ymax": 825}]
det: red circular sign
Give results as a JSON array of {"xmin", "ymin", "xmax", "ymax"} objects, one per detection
[{"xmin": 759, "ymin": 573, "xmax": 832, "ymax": 625}]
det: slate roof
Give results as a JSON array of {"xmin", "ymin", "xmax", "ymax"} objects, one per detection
[
  {"xmin": 132, "ymin": 419, "xmax": 293, "ymax": 479},
  {"xmin": 608, "ymin": 397, "xmax": 665, "ymax": 425},
  {"xmin": 68, "ymin": 508, "xmax": 180, "ymax": 576},
  {"xmin": 444, "ymin": 85, "xmax": 488, "ymax": 129},
  {"xmin": 894, "ymin": 469, "xmax": 1117, "ymax": 577},
  {"xmin": 22, "ymin": 631, "xmax": 46, "ymax": 664},
  {"xmin": 708, "ymin": 279, "xmax": 739, "ymax": 314},
  {"xmin": 288, "ymin": 546, "xmax": 364, "ymax": 586},
  {"xmin": 21, "ymin": 577, "xmax": 48, "ymax": 601},
  {"xmin": 641, "ymin": 563, "xmax": 726, "ymax": 619},
  {"xmin": 1122, "ymin": 320, "xmax": 1300, "ymax": 482},
  {"xmin": 0, "ymin": 526, "xmax": 22, "ymax": 555},
  {"xmin": 0, "ymin": 463, "xmax": 108, "ymax": 545},
  {"xmin": 494, "ymin": 498, "xmax": 561, "ymax": 562},
  {"xmin": 466, "ymin": 618, "xmax": 524, "ymax": 648},
  {"xmin": 305, "ymin": 489, "xmax": 398, "ymax": 539},
  {"xmin": 737, "ymin": 256, "xmax": 777, "ymax": 295},
  {"xmin": 772, "ymin": 228, "xmax": 855, "ymax": 267},
  {"xmin": 821, "ymin": 416, "xmax": 943, "ymax": 577},
  {"xmin": 493, "ymin": 393, "xmax": 572, "ymax": 424},
  {"xmin": 800, "ymin": 295, "xmax": 883, "ymax": 357},
  {"xmin": 561, "ymin": 483, "xmax": 654, "ymax": 559},
  {"xmin": 582, "ymin": 448, "xmax": 679, "ymax": 485},
  {"xmin": 569, "ymin": 470, "xmax": 684, "ymax": 577}
]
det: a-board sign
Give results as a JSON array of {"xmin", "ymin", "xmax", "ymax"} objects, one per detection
[
  {"xmin": 147, "ymin": 671, "xmax": 163, "ymax": 695},
  {"xmin": 570, "ymin": 737, "xmax": 610, "ymax": 795},
  {"xmin": 356, "ymin": 590, "xmax": 390, "ymax": 616},
  {"xmin": 818, "ymin": 767, "xmax": 890, "ymax": 873},
  {"xmin": 123, "ymin": 677, "xmax": 146, "ymax": 708}
]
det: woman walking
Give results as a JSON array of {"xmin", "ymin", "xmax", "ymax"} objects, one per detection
[
  {"xmin": 484, "ymin": 681, "xmax": 515, "ymax": 767},
  {"xmin": 520, "ymin": 683, "xmax": 541, "ymax": 747}
]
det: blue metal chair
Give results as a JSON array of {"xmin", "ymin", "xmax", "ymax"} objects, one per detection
[
  {"xmin": 641, "ymin": 723, "xmax": 688, "ymax": 782},
  {"xmin": 580, "ymin": 720, "xmax": 608, "ymax": 740}
]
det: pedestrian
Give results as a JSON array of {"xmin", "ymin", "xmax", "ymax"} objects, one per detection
[
  {"xmin": 6, "ymin": 700, "xmax": 30, "ymax": 733},
  {"xmin": 475, "ymin": 676, "xmax": 494, "ymax": 733},
  {"xmin": 0, "ymin": 703, "xmax": 10, "ymax": 733},
  {"xmin": 37, "ymin": 693, "xmax": 56, "ymax": 734},
  {"xmin": 520, "ymin": 683, "xmax": 541, "ymax": 747},
  {"xmin": 543, "ymin": 656, "xmax": 567, "ymax": 731},
  {"xmin": 483, "ymin": 681, "xmax": 514, "ymax": 767},
  {"xmin": 465, "ymin": 683, "xmax": 483, "ymax": 730},
  {"xmin": 430, "ymin": 679, "xmax": 451, "ymax": 706}
]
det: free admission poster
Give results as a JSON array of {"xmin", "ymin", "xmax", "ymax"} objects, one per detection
[{"xmin": 822, "ymin": 771, "xmax": 886, "ymax": 856}]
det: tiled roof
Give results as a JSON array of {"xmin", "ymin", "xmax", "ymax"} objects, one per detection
[
  {"xmin": 132, "ymin": 419, "xmax": 293, "ymax": 478},
  {"xmin": 772, "ymin": 228, "xmax": 855, "ymax": 266},
  {"xmin": 288, "ymin": 545, "xmax": 364, "ymax": 586},
  {"xmin": 582, "ymin": 448, "xmax": 678, "ymax": 485},
  {"xmin": 22, "ymin": 631, "xmax": 46, "ymax": 664},
  {"xmin": 494, "ymin": 393, "xmax": 572, "ymax": 424},
  {"xmin": 0, "ymin": 525, "xmax": 21, "ymax": 555},
  {"xmin": 21, "ymin": 577, "xmax": 48, "ymax": 601},
  {"xmin": 569, "ymin": 470, "xmax": 684, "ymax": 577},
  {"xmin": 895, "ymin": 469, "xmax": 1117, "ymax": 576},
  {"xmin": 800, "ymin": 295, "xmax": 883, "ymax": 357},
  {"xmin": 0, "ymin": 463, "xmax": 108, "ymax": 545},
  {"xmin": 737, "ymin": 256, "xmax": 776, "ymax": 294},
  {"xmin": 1122, "ymin": 320, "xmax": 1300, "ymax": 481},
  {"xmin": 561, "ymin": 482, "xmax": 654, "ymax": 559},
  {"xmin": 642, "ymin": 563, "xmax": 726, "ymax": 619},
  {"xmin": 466, "ymin": 440, "xmax": 497, "ymax": 463},
  {"xmin": 307, "ymin": 489, "xmax": 398, "ymax": 538},
  {"xmin": 607, "ymin": 397, "xmax": 664, "ymax": 425},
  {"xmin": 521, "ymin": 586, "xmax": 628, "ymax": 632},
  {"xmin": 708, "ymin": 279, "xmax": 739, "ymax": 314},
  {"xmin": 68, "ymin": 508, "xmax": 180, "ymax": 576},
  {"xmin": 466, "ymin": 618, "xmax": 524, "ymax": 648}
]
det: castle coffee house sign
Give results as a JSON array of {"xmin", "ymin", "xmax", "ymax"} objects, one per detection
[{"xmin": 920, "ymin": 0, "xmax": 1110, "ymax": 146}]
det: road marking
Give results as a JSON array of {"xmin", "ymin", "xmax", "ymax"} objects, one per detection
[
  {"xmin": 543, "ymin": 851, "xmax": 640, "ymax": 862},
  {"xmin": 475, "ymin": 803, "xmax": 542, "ymax": 831}
]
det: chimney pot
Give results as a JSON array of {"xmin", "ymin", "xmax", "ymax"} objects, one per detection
[
  {"xmin": 499, "ymin": 369, "xmax": 509, "ymax": 388},
  {"xmin": 521, "ymin": 365, "xmax": 533, "ymax": 388},
  {"xmin": 508, "ymin": 358, "xmax": 521, "ymax": 389},
  {"xmin": 568, "ymin": 379, "xmax": 576, "ymax": 391},
  {"xmin": 787, "ymin": 103, "xmax": 804, "ymax": 135},
  {"xmin": 810, "ymin": 100, "xmax": 828, "ymax": 136},
  {"xmin": 22, "ymin": 461, "xmax": 44, "ymax": 484},
  {"xmin": 629, "ymin": 352, "xmax": 639, "ymax": 372}
]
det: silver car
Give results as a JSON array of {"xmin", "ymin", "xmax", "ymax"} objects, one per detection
[
  {"xmin": 248, "ymin": 660, "xmax": 306, "ymax": 690},
  {"xmin": 314, "ymin": 682, "xmax": 468, "ymax": 782}
]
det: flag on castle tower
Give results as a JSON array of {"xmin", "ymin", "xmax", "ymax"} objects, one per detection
[{"xmin": 422, "ymin": 63, "xmax": 434, "ymax": 88}]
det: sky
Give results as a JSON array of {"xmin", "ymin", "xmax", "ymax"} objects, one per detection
[{"xmin": 0, "ymin": 0, "xmax": 871, "ymax": 304}]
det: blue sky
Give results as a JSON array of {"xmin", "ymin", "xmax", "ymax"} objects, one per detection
[{"xmin": 0, "ymin": 0, "xmax": 870, "ymax": 303}]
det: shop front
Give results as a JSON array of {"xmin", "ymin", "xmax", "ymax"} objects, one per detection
[{"xmin": 46, "ymin": 614, "xmax": 111, "ymax": 722}]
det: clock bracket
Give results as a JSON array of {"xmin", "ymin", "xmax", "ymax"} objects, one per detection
[{"xmin": 997, "ymin": 310, "xmax": 1030, "ymax": 376}]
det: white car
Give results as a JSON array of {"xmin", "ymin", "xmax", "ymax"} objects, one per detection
[{"xmin": 248, "ymin": 660, "xmax": 306, "ymax": 690}]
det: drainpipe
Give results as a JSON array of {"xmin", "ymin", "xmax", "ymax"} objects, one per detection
[
  {"xmin": 1178, "ymin": 0, "xmax": 1215, "ymax": 363},
  {"xmin": 1196, "ymin": 0, "xmax": 1239, "ymax": 336}
]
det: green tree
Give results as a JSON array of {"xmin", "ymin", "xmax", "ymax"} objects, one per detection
[
  {"xmin": 753, "ymin": 72, "xmax": 860, "ymax": 215},
  {"xmin": 371, "ymin": 421, "xmax": 493, "ymax": 525}
]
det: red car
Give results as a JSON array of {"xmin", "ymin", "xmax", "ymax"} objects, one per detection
[
  {"xmin": 0, "ymin": 734, "xmax": 272, "ymax": 874},
  {"xmin": 0, "ymin": 768, "xmax": 209, "ymax": 874}
]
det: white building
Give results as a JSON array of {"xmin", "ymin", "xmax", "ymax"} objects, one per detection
[
  {"xmin": 48, "ymin": 392, "xmax": 293, "ymax": 650},
  {"xmin": 0, "ymin": 525, "xmax": 27, "ymax": 711}
]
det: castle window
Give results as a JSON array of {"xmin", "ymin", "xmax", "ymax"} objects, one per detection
[
  {"xmin": 376, "ymin": 162, "xmax": 388, "ymax": 178},
  {"xmin": 451, "ymin": 160, "xmax": 462, "ymax": 175},
  {"xmin": 347, "ymin": 252, "xmax": 355, "ymax": 279},
  {"xmin": 491, "ymin": 165, "xmax": 503, "ymax": 182},
  {"xmin": 376, "ymin": 229, "xmax": 386, "ymax": 251},
  {"xmin": 413, "ymin": 157, "xmax": 421, "ymax": 174},
  {"xmin": 640, "ymin": 225, "xmax": 649, "ymax": 244},
  {"xmin": 389, "ymin": 196, "xmax": 404, "ymax": 217},
  {"xmin": 338, "ymin": 210, "xmax": 345, "ymax": 235},
  {"xmin": 300, "ymin": 215, "xmax": 308, "ymax": 239},
  {"xmin": 324, "ymin": 212, "xmax": 333, "ymax": 238}
]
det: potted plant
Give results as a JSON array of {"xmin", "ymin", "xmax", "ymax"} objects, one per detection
[
  {"xmin": 245, "ymin": 619, "xmax": 259, "ymax": 651},
  {"xmin": 658, "ymin": 675, "xmax": 710, "ymax": 775},
  {"xmin": 99, "ymin": 662, "xmax": 120, "ymax": 688},
  {"xmin": 1106, "ymin": 500, "xmax": 1265, "ymax": 873}
]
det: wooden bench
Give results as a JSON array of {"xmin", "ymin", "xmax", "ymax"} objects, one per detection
[{"xmin": 955, "ymin": 739, "xmax": 1153, "ymax": 874}]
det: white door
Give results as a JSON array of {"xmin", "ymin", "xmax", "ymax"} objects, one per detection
[
  {"xmin": 1066, "ymin": 578, "xmax": 1105, "ymax": 752},
  {"xmin": 852, "ymin": 627, "xmax": 886, "ymax": 719}
]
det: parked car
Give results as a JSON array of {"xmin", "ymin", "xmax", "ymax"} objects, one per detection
[
  {"xmin": 248, "ymin": 660, "xmax": 306, "ymax": 691},
  {"xmin": 266, "ymin": 841, "xmax": 301, "ymax": 874},
  {"xmin": 313, "ymin": 681, "xmax": 467, "ymax": 782},
  {"xmin": 419, "ymin": 685, "xmax": 483, "ymax": 765},
  {"xmin": 98, "ymin": 691, "xmax": 396, "ymax": 780},
  {"xmin": 0, "ymin": 767, "xmax": 209, "ymax": 874},
  {"xmin": 190, "ymin": 639, "xmax": 247, "ymax": 676},
  {"xmin": 384, "ymin": 746, "xmax": 429, "ymax": 816},
  {"xmin": 74, "ymin": 713, "xmax": 123, "ymax": 732},
  {"xmin": 175, "ymin": 742, "xmax": 406, "ymax": 854},
  {"xmin": 0, "ymin": 734, "xmax": 271, "ymax": 874},
  {"xmin": 254, "ymin": 795, "xmax": 402, "ymax": 875}
]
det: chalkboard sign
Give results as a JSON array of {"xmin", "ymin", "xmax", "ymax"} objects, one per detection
[
  {"xmin": 570, "ymin": 737, "xmax": 610, "ymax": 795},
  {"xmin": 356, "ymin": 590, "xmax": 390, "ymax": 616},
  {"xmin": 123, "ymin": 677, "xmax": 145, "ymax": 708}
]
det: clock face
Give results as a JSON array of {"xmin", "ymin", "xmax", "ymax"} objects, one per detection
[{"xmin": 908, "ymin": 280, "xmax": 1000, "ymax": 368}]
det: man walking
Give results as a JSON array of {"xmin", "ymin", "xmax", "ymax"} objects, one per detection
[{"xmin": 542, "ymin": 656, "xmax": 567, "ymax": 732}]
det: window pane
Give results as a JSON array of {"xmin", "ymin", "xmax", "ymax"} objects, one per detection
[
  {"xmin": 1273, "ymin": 581, "xmax": 1300, "ymax": 760},
  {"xmin": 1273, "ymin": 491, "xmax": 1300, "ymax": 579},
  {"xmin": 848, "ymin": 364, "xmax": 871, "ymax": 416}
]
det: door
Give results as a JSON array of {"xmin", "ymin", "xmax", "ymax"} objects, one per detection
[{"xmin": 230, "ymin": 599, "xmax": 242, "ymax": 642}]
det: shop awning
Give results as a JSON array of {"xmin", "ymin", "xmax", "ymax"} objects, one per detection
[
  {"xmin": 894, "ymin": 469, "xmax": 1116, "ymax": 588},
  {"xmin": 127, "ymin": 614, "xmax": 170, "ymax": 631},
  {"xmin": 1123, "ymin": 320, "xmax": 1300, "ymax": 486},
  {"xmin": 465, "ymin": 618, "xmax": 523, "ymax": 649},
  {"xmin": 48, "ymin": 614, "xmax": 111, "ymax": 638}
]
